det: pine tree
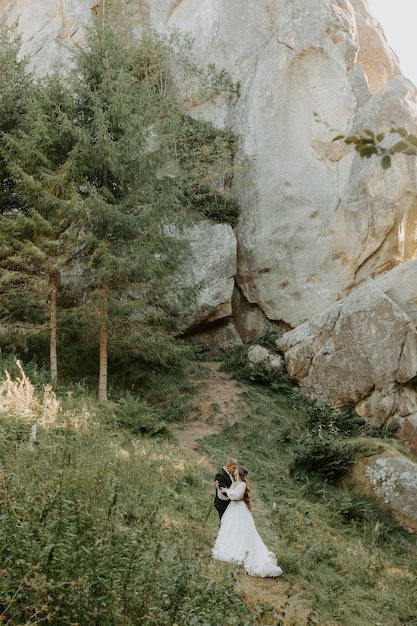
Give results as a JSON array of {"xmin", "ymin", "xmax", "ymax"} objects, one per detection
[
  {"xmin": 1, "ymin": 76, "xmax": 80, "ymax": 380},
  {"xmin": 0, "ymin": 23, "xmax": 33, "ymax": 214},
  {"xmin": 64, "ymin": 2, "xmax": 191, "ymax": 400},
  {"xmin": 0, "ymin": 24, "xmax": 53, "ymax": 364},
  {"xmin": 1, "ymin": 3, "xmax": 239, "ymax": 396},
  {"xmin": 2, "ymin": 15, "xmax": 188, "ymax": 395},
  {"xmin": 1, "ymin": 10, "xmax": 189, "ymax": 395}
]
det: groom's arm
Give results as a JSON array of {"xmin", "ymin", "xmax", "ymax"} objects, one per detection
[
  {"xmin": 215, "ymin": 470, "xmax": 228, "ymax": 488},
  {"xmin": 214, "ymin": 471, "xmax": 229, "ymax": 500}
]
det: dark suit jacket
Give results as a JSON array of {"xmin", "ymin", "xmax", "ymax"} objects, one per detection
[{"xmin": 214, "ymin": 467, "xmax": 234, "ymax": 518}]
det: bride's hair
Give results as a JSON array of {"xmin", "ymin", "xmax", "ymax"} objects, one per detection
[{"xmin": 238, "ymin": 466, "xmax": 252, "ymax": 511}]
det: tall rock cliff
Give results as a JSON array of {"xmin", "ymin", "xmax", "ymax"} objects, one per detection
[
  {"xmin": 2, "ymin": 0, "xmax": 417, "ymax": 434},
  {"xmin": 2, "ymin": 0, "xmax": 415, "ymax": 327}
]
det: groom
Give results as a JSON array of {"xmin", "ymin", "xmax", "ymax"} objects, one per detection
[{"xmin": 214, "ymin": 457, "xmax": 237, "ymax": 520}]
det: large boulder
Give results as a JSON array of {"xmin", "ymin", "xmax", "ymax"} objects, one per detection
[
  {"xmin": 277, "ymin": 281, "xmax": 417, "ymax": 405},
  {"xmin": 277, "ymin": 274, "xmax": 417, "ymax": 450},
  {"xmin": 229, "ymin": 0, "xmax": 416, "ymax": 328},
  {"xmin": 348, "ymin": 445, "xmax": 417, "ymax": 532}
]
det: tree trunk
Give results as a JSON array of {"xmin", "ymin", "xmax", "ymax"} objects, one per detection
[
  {"xmin": 98, "ymin": 304, "xmax": 108, "ymax": 401},
  {"xmin": 50, "ymin": 273, "xmax": 58, "ymax": 382}
]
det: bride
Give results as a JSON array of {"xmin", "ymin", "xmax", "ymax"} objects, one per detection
[{"xmin": 212, "ymin": 466, "xmax": 283, "ymax": 578}]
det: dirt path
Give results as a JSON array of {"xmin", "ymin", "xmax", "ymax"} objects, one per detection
[
  {"xmin": 174, "ymin": 361, "xmax": 243, "ymax": 468},
  {"xmin": 173, "ymin": 361, "xmax": 312, "ymax": 625}
]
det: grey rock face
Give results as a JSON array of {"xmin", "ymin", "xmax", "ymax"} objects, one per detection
[
  {"xmin": 4, "ymin": 0, "xmax": 415, "ymax": 331},
  {"xmin": 165, "ymin": 222, "xmax": 237, "ymax": 335},
  {"xmin": 277, "ymin": 271, "xmax": 417, "ymax": 452},
  {"xmin": 277, "ymin": 281, "xmax": 417, "ymax": 405}
]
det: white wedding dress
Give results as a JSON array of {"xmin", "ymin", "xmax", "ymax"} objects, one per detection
[{"xmin": 212, "ymin": 481, "xmax": 283, "ymax": 578}]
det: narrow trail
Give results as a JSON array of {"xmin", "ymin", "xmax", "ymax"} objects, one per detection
[
  {"xmin": 173, "ymin": 361, "xmax": 313, "ymax": 626},
  {"xmin": 174, "ymin": 361, "xmax": 242, "ymax": 470}
]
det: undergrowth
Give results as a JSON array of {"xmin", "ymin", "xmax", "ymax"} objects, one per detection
[
  {"xmin": 198, "ymin": 351, "xmax": 417, "ymax": 626},
  {"xmin": 0, "ymin": 361, "xmax": 258, "ymax": 625},
  {"xmin": 2, "ymin": 353, "xmax": 417, "ymax": 625}
]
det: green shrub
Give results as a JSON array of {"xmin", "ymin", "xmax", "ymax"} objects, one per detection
[
  {"xmin": 289, "ymin": 430, "xmax": 353, "ymax": 483},
  {"xmin": 221, "ymin": 345, "xmax": 296, "ymax": 395},
  {"xmin": 111, "ymin": 393, "xmax": 169, "ymax": 436},
  {"xmin": 175, "ymin": 114, "xmax": 240, "ymax": 226},
  {"xmin": 303, "ymin": 402, "xmax": 366, "ymax": 437}
]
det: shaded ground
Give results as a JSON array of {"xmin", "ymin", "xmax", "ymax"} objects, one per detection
[
  {"xmin": 173, "ymin": 361, "xmax": 314, "ymax": 626},
  {"xmin": 174, "ymin": 361, "xmax": 243, "ymax": 464}
]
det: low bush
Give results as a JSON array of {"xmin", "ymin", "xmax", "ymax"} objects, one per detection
[{"xmin": 289, "ymin": 430, "xmax": 353, "ymax": 483}]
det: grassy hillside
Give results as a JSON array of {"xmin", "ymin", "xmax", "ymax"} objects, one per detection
[{"xmin": 1, "ymin": 355, "xmax": 417, "ymax": 625}]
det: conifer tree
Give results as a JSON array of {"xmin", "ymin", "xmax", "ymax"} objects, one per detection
[
  {"xmin": 1, "ymin": 76, "xmax": 80, "ymax": 380},
  {"xmin": 0, "ymin": 23, "xmax": 32, "ymax": 214},
  {"xmin": 1, "ymin": 3, "xmax": 239, "ymax": 396},
  {"xmin": 0, "ymin": 24, "xmax": 51, "ymax": 364},
  {"xmin": 1, "ymin": 10, "xmax": 189, "ymax": 396},
  {"xmin": 64, "ymin": 2, "xmax": 190, "ymax": 400}
]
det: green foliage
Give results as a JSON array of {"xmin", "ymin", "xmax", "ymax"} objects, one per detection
[
  {"xmin": 222, "ymin": 348, "xmax": 367, "ymax": 484},
  {"xmin": 196, "ymin": 62, "xmax": 241, "ymax": 103},
  {"xmin": 175, "ymin": 114, "xmax": 239, "ymax": 225},
  {"xmin": 223, "ymin": 347, "xmax": 364, "ymax": 483},
  {"xmin": 0, "ymin": 9, "xmax": 240, "ymax": 388},
  {"xmin": 333, "ymin": 127, "xmax": 417, "ymax": 169},
  {"xmin": 290, "ymin": 429, "xmax": 353, "ymax": 483},
  {"xmin": 289, "ymin": 403, "xmax": 371, "ymax": 484},
  {"xmin": 0, "ymin": 22, "xmax": 33, "ymax": 215},
  {"xmin": 302, "ymin": 402, "xmax": 366, "ymax": 436},
  {"xmin": 221, "ymin": 344, "xmax": 296, "ymax": 394},
  {"xmin": 115, "ymin": 359, "xmax": 199, "ymax": 420},
  {"xmin": 0, "ymin": 23, "xmax": 31, "ymax": 134},
  {"xmin": 332, "ymin": 489, "xmax": 393, "ymax": 526},
  {"xmin": 0, "ymin": 374, "xmax": 257, "ymax": 625},
  {"xmin": 2, "ymin": 359, "xmax": 417, "ymax": 625},
  {"xmin": 127, "ymin": 27, "xmax": 240, "ymax": 226},
  {"xmin": 0, "ymin": 354, "xmax": 52, "ymax": 391},
  {"xmin": 111, "ymin": 393, "xmax": 169, "ymax": 435},
  {"xmin": 255, "ymin": 323, "xmax": 284, "ymax": 349},
  {"xmin": 199, "ymin": 369, "xmax": 417, "ymax": 626},
  {"xmin": 0, "ymin": 8, "xmax": 193, "ymax": 393}
]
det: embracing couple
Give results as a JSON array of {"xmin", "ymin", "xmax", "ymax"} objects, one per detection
[{"xmin": 212, "ymin": 457, "xmax": 283, "ymax": 578}]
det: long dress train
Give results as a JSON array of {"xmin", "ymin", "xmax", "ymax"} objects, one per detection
[{"xmin": 212, "ymin": 481, "xmax": 283, "ymax": 578}]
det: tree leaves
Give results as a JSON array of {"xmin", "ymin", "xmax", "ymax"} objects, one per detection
[{"xmin": 333, "ymin": 126, "xmax": 417, "ymax": 168}]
